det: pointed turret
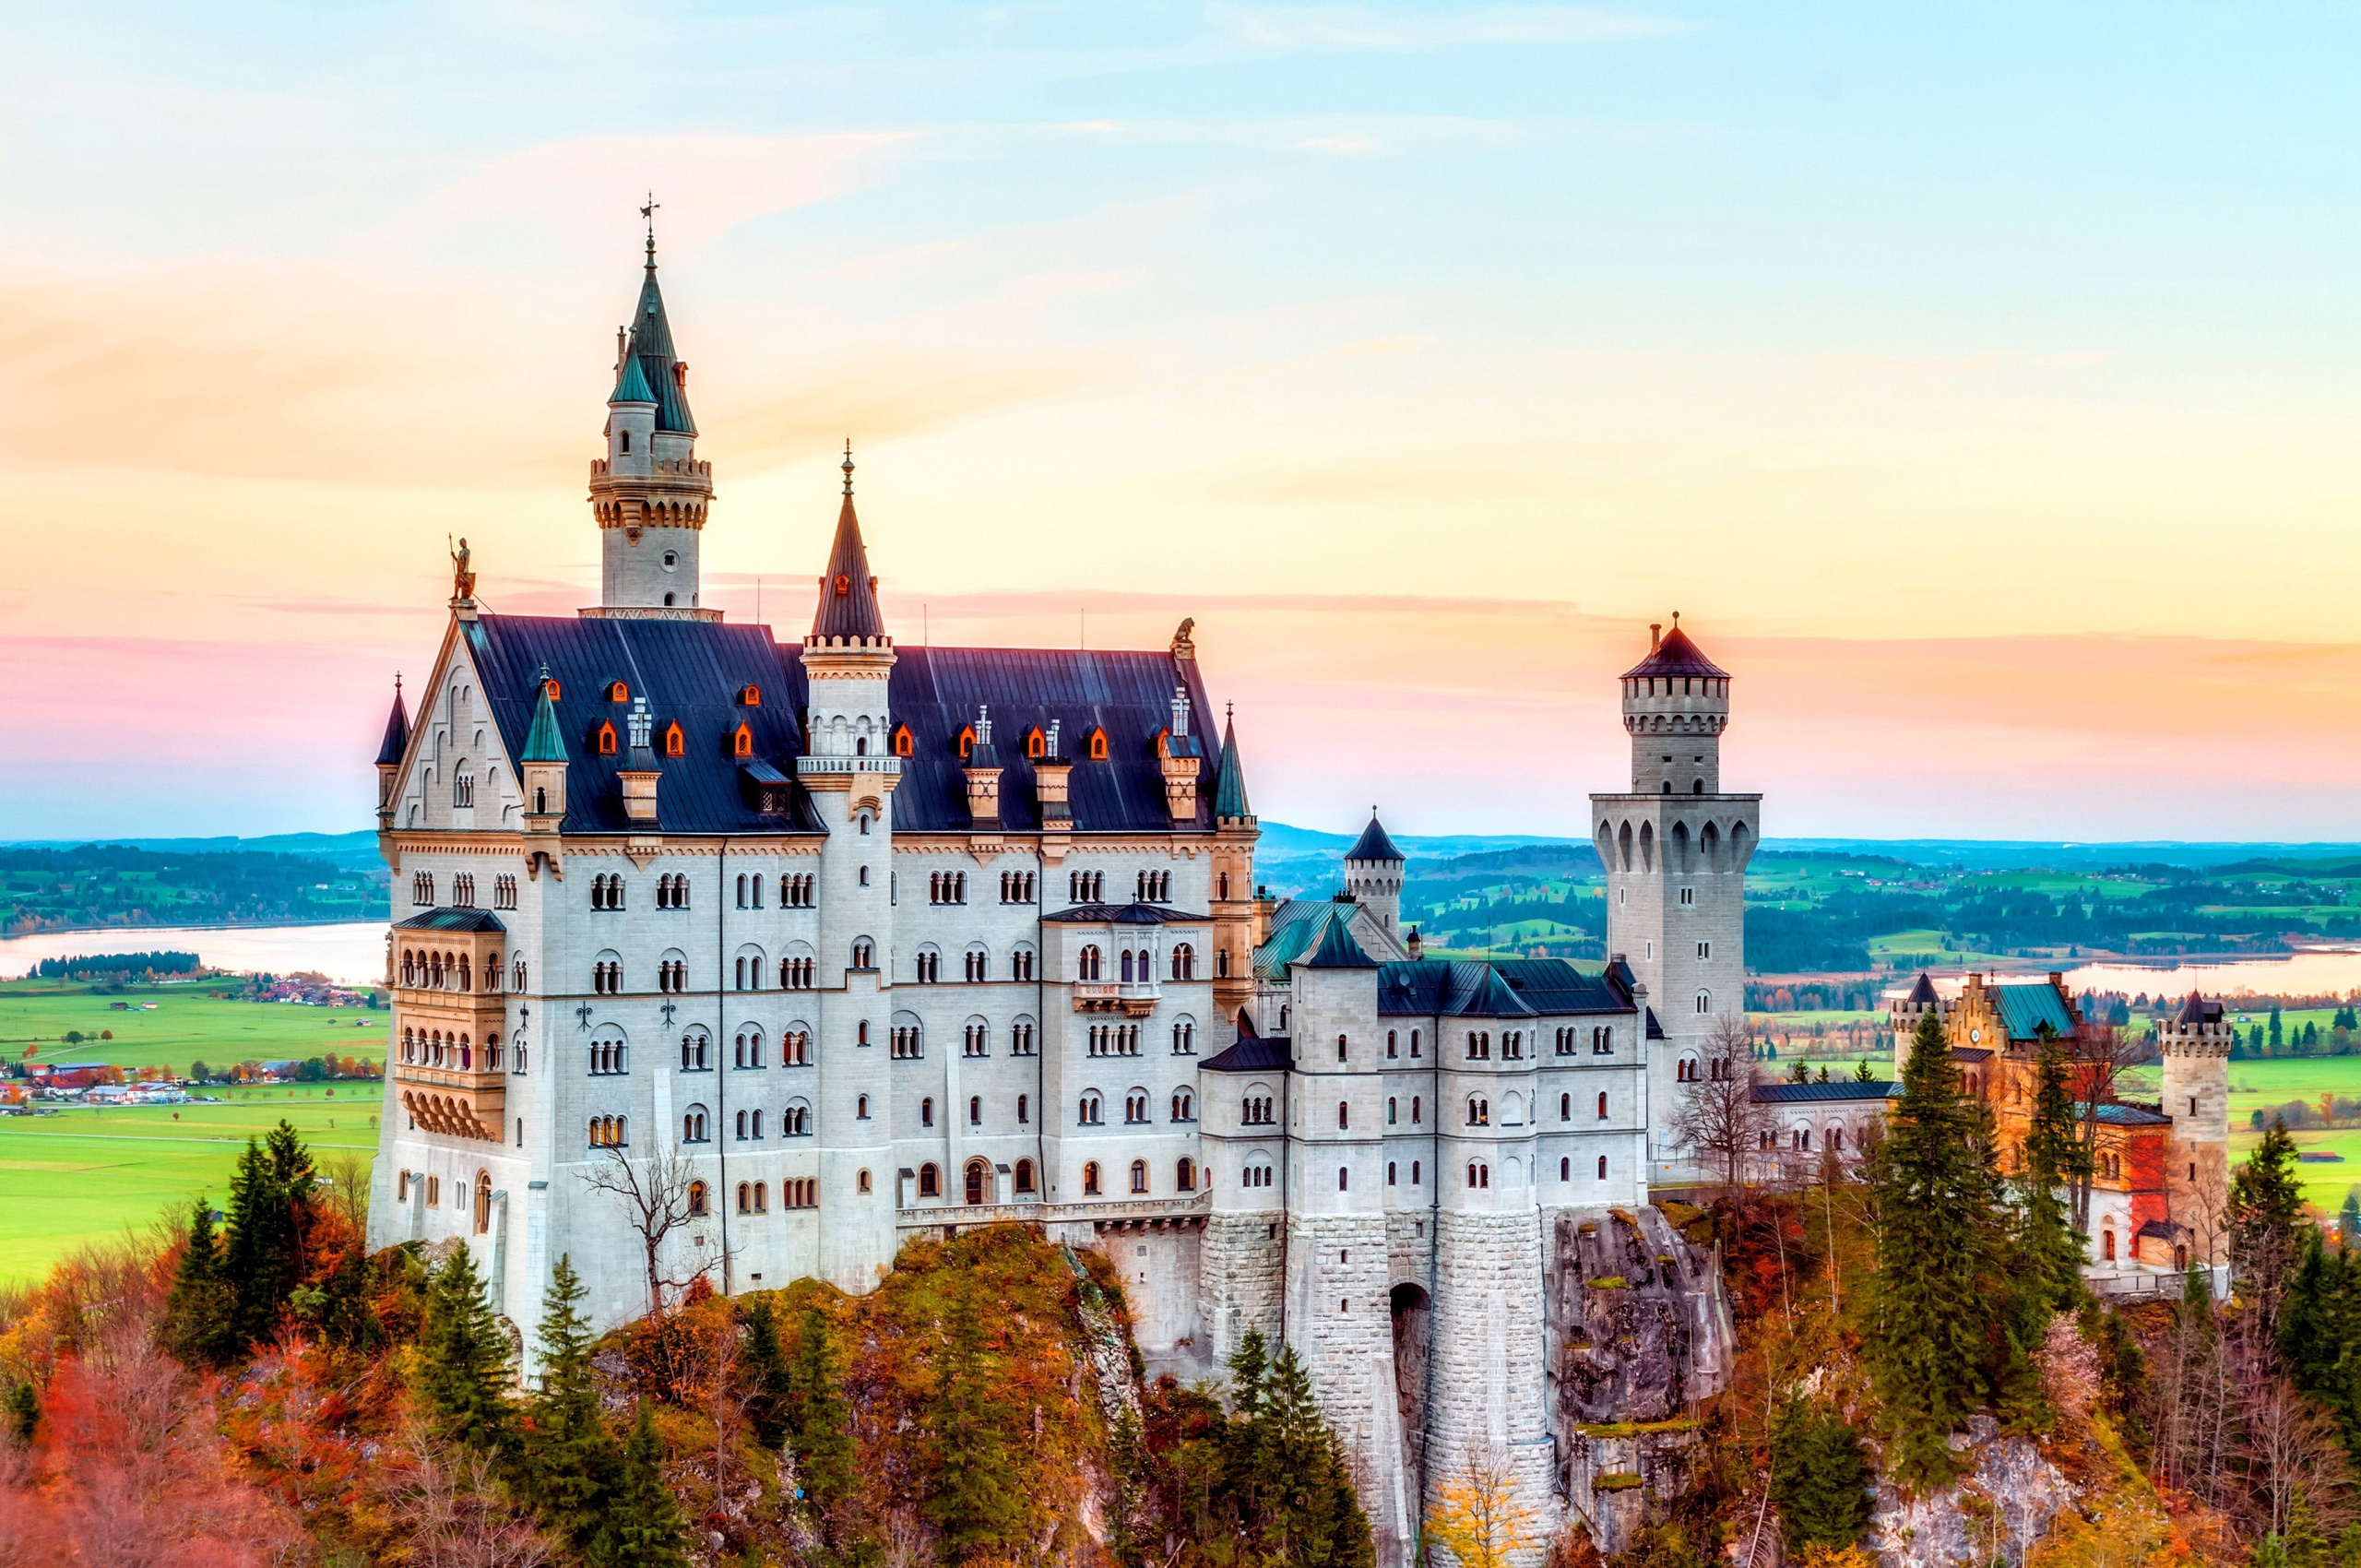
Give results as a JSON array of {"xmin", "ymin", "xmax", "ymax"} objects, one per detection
[
  {"xmin": 1346, "ymin": 811, "xmax": 1404, "ymax": 865},
  {"xmin": 374, "ymin": 677, "xmax": 409, "ymax": 823},
  {"xmin": 1214, "ymin": 706, "xmax": 1254, "ymax": 826},
  {"xmin": 376, "ymin": 678, "xmax": 409, "ymax": 767},
  {"xmin": 587, "ymin": 226, "xmax": 716, "ymax": 620},
  {"xmin": 810, "ymin": 442, "xmax": 888, "ymax": 644},
  {"xmin": 521, "ymin": 667, "xmax": 569, "ymax": 830},
  {"xmin": 1343, "ymin": 808, "xmax": 1406, "ymax": 936}
]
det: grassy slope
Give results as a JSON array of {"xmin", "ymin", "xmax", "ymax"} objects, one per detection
[{"xmin": 1, "ymin": 985, "xmax": 388, "ymax": 1286}]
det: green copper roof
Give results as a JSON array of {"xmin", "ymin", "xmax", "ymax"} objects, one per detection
[
  {"xmin": 1215, "ymin": 712, "xmax": 1252, "ymax": 819},
  {"xmin": 521, "ymin": 682, "xmax": 568, "ymax": 764},
  {"xmin": 611, "ymin": 351, "xmax": 656, "ymax": 405},
  {"xmin": 1305, "ymin": 914, "xmax": 1376, "ymax": 968},
  {"xmin": 623, "ymin": 256, "xmax": 696, "ymax": 435}
]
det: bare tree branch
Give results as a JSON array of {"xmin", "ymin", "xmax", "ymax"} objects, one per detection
[
  {"xmin": 1668, "ymin": 1013, "xmax": 1773, "ymax": 1198},
  {"xmin": 579, "ymin": 1139, "xmax": 709, "ymax": 1317}
]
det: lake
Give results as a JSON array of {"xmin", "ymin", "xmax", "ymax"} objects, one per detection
[
  {"xmin": 2060, "ymin": 948, "xmax": 2361, "ymax": 1002},
  {"xmin": 0, "ymin": 922, "xmax": 386, "ymax": 986}
]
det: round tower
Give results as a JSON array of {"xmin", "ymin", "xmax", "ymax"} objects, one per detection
[
  {"xmin": 2159, "ymin": 991, "xmax": 2232, "ymax": 1267},
  {"xmin": 587, "ymin": 229, "xmax": 718, "ymax": 620},
  {"xmin": 1890, "ymin": 971, "xmax": 1944, "ymax": 1077},
  {"xmin": 1620, "ymin": 614, "xmax": 1728, "ymax": 797},
  {"xmin": 1343, "ymin": 810, "xmax": 1406, "ymax": 937}
]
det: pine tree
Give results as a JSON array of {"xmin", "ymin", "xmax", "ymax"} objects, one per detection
[
  {"xmin": 162, "ymin": 1197, "xmax": 242, "ymax": 1369},
  {"xmin": 2341, "ymin": 1191, "xmax": 2361, "ymax": 1250},
  {"xmin": 520, "ymin": 1255, "xmax": 621, "ymax": 1541},
  {"xmin": 221, "ymin": 1120, "xmax": 314, "ymax": 1348},
  {"xmin": 416, "ymin": 1241, "xmax": 514, "ymax": 1454},
  {"xmin": 1867, "ymin": 1008, "xmax": 2004, "ymax": 1486},
  {"xmin": 1769, "ymin": 1399, "xmax": 1872, "ymax": 1550},
  {"xmin": 742, "ymin": 1297, "xmax": 789, "ymax": 1450},
  {"xmin": 1253, "ymin": 1344, "xmax": 1374, "ymax": 1568},
  {"xmin": 785, "ymin": 1305, "xmax": 856, "ymax": 1512},
  {"xmin": 1856, "ymin": 1059, "xmax": 1876, "ymax": 1084},
  {"xmin": 2016, "ymin": 1034, "xmax": 2090, "ymax": 1311},
  {"xmin": 926, "ymin": 1279, "xmax": 1026, "ymax": 1562},
  {"xmin": 588, "ymin": 1403, "xmax": 689, "ymax": 1568},
  {"xmin": 2232, "ymin": 1117, "xmax": 2308, "ymax": 1324}
]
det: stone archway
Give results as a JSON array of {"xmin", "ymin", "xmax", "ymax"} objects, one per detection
[{"xmin": 1390, "ymin": 1282, "xmax": 1432, "ymax": 1465}]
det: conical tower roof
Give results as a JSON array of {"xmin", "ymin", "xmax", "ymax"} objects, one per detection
[
  {"xmin": 622, "ymin": 244, "xmax": 696, "ymax": 435},
  {"xmin": 1215, "ymin": 707, "xmax": 1252, "ymax": 821},
  {"xmin": 1346, "ymin": 810, "xmax": 1404, "ymax": 863},
  {"xmin": 1622, "ymin": 619, "xmax": 1727, "ymax": 680},
  {"xmin": 521, "ymin": 673, "xmax": 568, "ymax": 764},
  {"xmin": 1906, "ymin": 970, "xmax": 1940, "ymax": 1006},
  {"xmin": 374, "ymin": 680, "xmax": 409, "ymax": 766},
  {"xmin": 810, "ymin": 444, "xmax": 887, "ymax": 642}
]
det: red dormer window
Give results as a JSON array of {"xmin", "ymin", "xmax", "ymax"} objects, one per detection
[
  {"xmin": 662, "ymin": 722, "xmax": 684, "ymax": 759},
  {"xmin": 740, "ymin": 685, "xmax": 762, "ymax": 707},
  {"xmin": 892, "ymin": 724, "xmax": 913, "ymax": 758},
  {"xmin": 1087, "ymin": 728, "xmax": 1109, "ymax": 761},
  {"xmin": 732, "ymin": 723, "xmax": 753, "ymax": 759},
  {"xmin": 834, "ymin": 574, "xmax": 852, "ymax": 598},
  {"xmin": 543, "ymin": 678, "xmax": 563, "ymax": 700},
  {"xmin": 1026, "ymin": 728, "xmax": 1047, "ymax": 759},
  {"xmin": 596, "ymin": 722, "xmax": 618, "ymax": 756},
  {"xmin": 606, "ymin": 681, "xmax": 628, "ymax": 702},
  {"xmin": 956, "ymin": 725, "xmax": 976, "ymax": 761}
]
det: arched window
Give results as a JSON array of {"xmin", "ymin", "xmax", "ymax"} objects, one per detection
[
  {"xmin": 1596, "ymin": 1155, "xmax": 1609, "ymax": 1181},
  {"xmin": 857, "ymin": 1170, "xmax": 872, "ymax": 1194},
  {"xmin": 1083, "ymin": 1161, "xmax": 1102, "ymax": 1196},
  {"xmin": 682, "ymin": 1105, "xmax": 709, "ymax": 1142},
  {"xmin": 687, "ymin": 1181, "xmax": 708, "ymax": 1216},
  {"xmin": 1560, "ymin": 1158, "xmax": 1571, "ymax": 1182},
  {"xmin": 1172, "ymin": 1089, "xmax": 1193, "ymax": 1121},
  {"xmin": 1467, "ymin": 1097, "xmax": 1489, "ymax": 1127},
  {"xmin": 1337, "ymin": 1167, "xmax": 1348, "ymax": 1191},
  {"xmin": 1079, "ymin": 1092, "xmax": 1102, "ymax": 1125},
  {"xmin": 1170, "ymin": 944, "xmax": 1195, "ymax": 980},
  {"xmin": 965, "ymin": 1158, "xmax": 990, "ymax": 1205},
  {"xmin": 1177, "ymin": 1158, "xmax": 1195, "ymax": 1192},
  {"xmin": 921, "ymin": 1097, "xmax": 935, "ymax": 1127},
  {"xmin": 1560, "ymin": 1093, "xmax": 1571, "ymax": 1121},
  {"xmin": 1015, "ymin": 1158, "xmax": 1037, "ymax": 1194},
  {"xmin": 1087, "ymin": 728, "xmax": 1109, "ymax": 760},
  {"xmin": 919, "ymin": 1164, "xmax": 941, "ymax": 1199},
  {"xmin": 1078, "ymin": 944, "xmax": 1102, "ymax": 980},
  {"xmin": 1130, "ymin": 1159, "xmax": 1149, "ymax": 1194},
  {"xmin": 1695, "ymin": 990, "xmax": 1712, "ymax": 1015},
  {"xmin": 1597, "ymin": 1091, "xmax": 1608, "ymax": 1120}
]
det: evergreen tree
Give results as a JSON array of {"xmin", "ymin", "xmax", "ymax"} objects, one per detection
[
  {"xmin": 416, "ymin": 1241, "xmax": 514, "ymax": 1454},
  {"xmin": 520, "ymin": 1255, "xmax": 621, "ymax": 1542},
  {"xmin": 162, "ymin": 1197, "xmax": 241, "ymax": 1369},
  {"xmin": 1856, "ymin": 1059, "xmax": 1876, "ymax": 1083},
  {"xmin": 2015, "ymin": 1033, "xmax": 2090, "ymax": 1311},
  {"xmin": 221, "ymin": 1120, "xmax": 315, "ymax": 1348},
  {"xmin": 784, "ymin": 1305, "xmax": 856, "ymax": 1513},
  {"xmin": 742, "ymin": 1297, "xmax": 789, "ymax": 1450},
  {"xmin": 2232, "ymin": 1118, "xmax": 2308, "ymax": 1324},
  {"xmin": 2343, "ymin": 1192, "xmax": 2361, "ymax": 1251},
  {"xmin": 588, "ymin": 1403, "xmax": 689, "ymax": 1568},
  {"xmin": 926, "ymin": 1278, "xmax": 1026, "ymax": 1562},
  {"xmin": 1768, "ymin": 1399, "xmax": 1872, "ymax": 1550},
  {"xmin": 1252, "ymin": 1344, "xmax": 1374, "ymax": 1568},
  {"xmin": 1867, "ymin": 1008, "xmax": 2005, "ymax": 1485}
]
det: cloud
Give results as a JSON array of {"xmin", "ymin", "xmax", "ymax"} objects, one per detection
[{"xmin": 1211, "ymin": 4, "xmax": 1689, "ymax": 51}]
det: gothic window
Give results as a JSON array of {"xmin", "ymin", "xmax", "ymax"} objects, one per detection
[
  {"xmin": 1170, "ymin": 1017, "xmax": 1195, "ymax": 1055},
  {"xmin": 1597, "ymin": 1091, "xmax": 1609, "ymax": 1120},
  {"xmin": 1130, "ymin": 1159, "xmax": 1149, "ymax": 1194},
  {"xmin": 783, "ymin": 1100, "xmax": 811, "ymax": 1135},
  {"xmin": 1083, "ymin": 1161, "xmax": 1102, "ymax": 1196},
  {"xmin": 682, "ymin": 1106, "xmax": 710, "ymax": 1143},
  {"xmin": 915, "ymin": 946, "xmax": 941, "ymax": 983},
  {"xmin": 680, "ymin": 1030, "xmax": 708, "ymax": 1071},
  {"xmin": 452, "ymin": 873, "xmax": 477, "ymax": 907},
  {"xmin": 892, "ymin": 724, "xmax": 912, "ymax": 757},
  {"xmin": 1079, "ymin": 1092, "xmax": 1103, "ymax": 1125},
  {"xmin": 1170, "ymin": 944, "xmax": 1195, "ymax": 980},
  {"xmin": 733, "ymin": 724, "xmax": 753, "ymax": 759},
  {"xmin": 1467, "ymin": 1097, "xmax": 1489, "ymax": 1126},
  {"xmin": 1015, "ymin": 1158, "xmax": 1037, "ymax": 1194},
  {"xmin": 1126, "ymin": 1092, "xmax": 1149, "ymax": 1123},
  {"xmin": 1178, "ymin": 1158, "xmax": 1195, "ymax": 1192},
  {"xmin": 493, "ymin": 874, "xmax": 516, "ymax": 909},
  {"xmin": 1078, "ymin": 944, "xmax": 1102, "ymax": 981},
  {"xmin": 1086, "ymin": 729, "xmax": 1108, "ymax": 760},
  {"xmin": 661, "ymin": 722, "xmax": 684, "ymax": 758},
  {"xmin": 412, "ymin": 873, "xmax": 433, "ymax": 906},
  {"xmin": 1172, "ymin": 1089, "xmax": 1194, "ymax": 1121},
  {"xmin": 1011, "ymin": 1016, "xmax": 1038, "ymax": 1056}
]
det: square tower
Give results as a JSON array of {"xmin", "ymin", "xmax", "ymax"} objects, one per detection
[{"xmin": 1590, "ymin": 619, "xmax": 1760, "ymax": 1187}]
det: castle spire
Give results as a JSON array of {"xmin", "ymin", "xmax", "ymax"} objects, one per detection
[
  {"xmin": 810, "ymin": 441, "xmax": 887, "ymax": 643},
  {"xmin": 586, "ymin": 228, "xmax": 715, "ymax": 620},
  {"xmin": 1214, "ymin": 704, "xmax": 1253, "ymax": 824},
  {"xmin": 375, "ymin": 675, "xmax": 409, "ymax": 767}
]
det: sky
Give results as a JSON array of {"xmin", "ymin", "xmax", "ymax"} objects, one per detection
[{"xmin": 2, "ymin": 2, "xmax": 2357, "ymax": 842}]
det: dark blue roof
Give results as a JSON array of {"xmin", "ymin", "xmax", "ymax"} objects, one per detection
[
  {"xmin": 456, "ymin": 613, "xmax": 1237, "ymax": 839},
  {"xmin": 1376, "ymin": 958, "xmax": 1633, "ymax": 1019},
  {"xmin": 376, "ymin": 683, "xmax": 409, "ymax": 766},
  {"xmin": 466, "ymin": 613, "xmax": 819, "ymax": 836},
  {"xmin": 1346, "ymin": 814, "xmax": 1403, "ymax": 863},
  {"xmin": 397, "ymin": 909, "xmax": 507, "ymax": 932},
  {"xmin": 1042, "ymin": 903, "xmax": 1206, "ymax": 925},
  {"xmin": 887, "ymin": 646, "xmax": 1229, "ymax": 834},
  {"xmin": 1201, "ymin": 1035, "xmax": 1293, "ymax": 1074},
  {"xmin": 1753, "ymin": 1081, "xmax": 1899, "ymax": 1104}
]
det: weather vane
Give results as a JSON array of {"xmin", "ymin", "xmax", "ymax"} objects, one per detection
[{"xmin": 640, "ymin": 193, "xmax": 658, "ymax": 260}]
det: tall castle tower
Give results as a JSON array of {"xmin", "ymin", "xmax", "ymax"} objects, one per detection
[
  {"xmin": 1591, "ymin": 618, "xmax": 1760, "ymax": 1185},
  {"xmin": 799, "ymin": 445, "xmax": 902, "ymax": 1289},
  {"xmin": 586, "ymin": 229, "xmax": 718, "ymax": 621},
  {"xmin": 1342, "ymin": 812, "xmax": 1406, "ymax": 938},
  {"xmin": 2158, "ymin": 991, "xmax": 2232, "ymax": 1269}
]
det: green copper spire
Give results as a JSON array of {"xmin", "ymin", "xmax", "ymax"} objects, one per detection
[
  {"xmin": 1214, "ymin": 703, "xmax": 1252, "ymax": 822},
  {"xmin": 522, "ymin": 669, "xmax": 568, "ymax": 763}
]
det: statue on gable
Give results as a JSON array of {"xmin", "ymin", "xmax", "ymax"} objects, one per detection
[{"xmin": 449, "ymin": 536, "xmax": 477, "ymax": 603}]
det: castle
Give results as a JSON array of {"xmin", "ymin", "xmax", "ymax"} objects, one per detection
[{"xmin": 366, "ymin": 241, "xmax": 1748, "ymax": 1565}]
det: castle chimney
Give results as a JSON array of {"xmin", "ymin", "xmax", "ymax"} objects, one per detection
[{"xmin": 1650, "ymin": 623, "xmax": 1662, "ymax": 652}]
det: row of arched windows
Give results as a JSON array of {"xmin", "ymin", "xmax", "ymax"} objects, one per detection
[
  {"xmin": 397, "ymin": 1028, "xmax": 500, "ymax": 1072},
  {"xmin": 731, "ymin": 873, "xmax": 816, "ymax": 908},
  {"xmin": 397, "ymin": 946, "xmax": 501, "ymax": 992},
  {"xmin": 654, "ymin": 873, "xmax": 691, "ymax": 908},
  {"xmin": 589, "ymin": 873, "xmax": 626, "ymax": 909}
]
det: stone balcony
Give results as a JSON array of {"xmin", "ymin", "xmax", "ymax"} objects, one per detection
[
  {"xmin": 794, "ymin": 754, "xmax": 903, "ymax": 778},
  {"xmin": 395, "ymin": 1060, "xmax": 505, "ymax": 1142},
  {"xmin": 1073, "ymin": 980, "xmax": 1162, "ymax": 1017}
]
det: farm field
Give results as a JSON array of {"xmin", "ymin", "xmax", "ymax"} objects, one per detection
[
  {"xmin": 0, "ymin": 980, "xmax": 388, "ymax": 1076},
  {"xmin": 0, "ymin": 1087, "xmax": 380, "ymax": 1286}
]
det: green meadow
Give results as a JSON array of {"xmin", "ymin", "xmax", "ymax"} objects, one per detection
[{"xmin": 0, "ymin": 982, "xmax": 390, "ymax": 1285}]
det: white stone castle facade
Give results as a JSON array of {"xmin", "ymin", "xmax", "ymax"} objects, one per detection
[{"xmin": 367, "ymin": 246, "xmax": 1743, "ymax": 1565}]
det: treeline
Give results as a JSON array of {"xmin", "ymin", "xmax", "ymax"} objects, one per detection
[
  {"xmin": 31, "ymin": 950, "xmax": 203, "ymax": 980},
  {"xmin": 0, "ymin": 843, "xmax": 383, "ymax": 936},
  {"xmin": 2, "ymin": 1123, "xmax": 1373, "ymax": 1568}
]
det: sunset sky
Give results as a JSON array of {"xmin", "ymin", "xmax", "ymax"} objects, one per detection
[{"xmin": 4, "ymin": 3, "xmax": 2357, "ymax": 842}]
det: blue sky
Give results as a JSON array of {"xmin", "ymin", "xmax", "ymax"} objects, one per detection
[{"xmin": 3, "ymin": 4, "xmax": 2358, "ymax": 838}]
